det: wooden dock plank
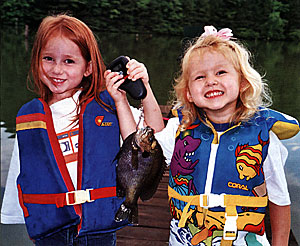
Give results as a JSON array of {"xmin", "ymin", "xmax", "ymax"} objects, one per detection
[{"xmin": 117, "ymin": 226, "xmax": 169, "ymax": 243}]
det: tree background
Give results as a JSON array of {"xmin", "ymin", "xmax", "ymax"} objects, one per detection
[{"xmin": 1, "ymin": 0, "xmax": 300, "ymax": 40}]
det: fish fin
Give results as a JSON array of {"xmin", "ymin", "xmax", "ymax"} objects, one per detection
[
  {"xmin": 113, "ymin": 148, "xmax": 121, "ymax": 163},
  {"xmin": 129, "ymin": 205, "xmax": 139, "ymax": 225},
  {"xmin": 131, "ymin": 148, "xmax": 139, "ymax": 170},
  {"xmin": 116, "ymin": 184, "xmax": 126, "ymax": 198},
  {"xmin": 140, "ymin": 157, "xmax": 167, "ymax": 201},
  {"xmin": 140, "ymin": 186, "xmax": 157, "ymax": 201},
  {"xmin": 114, "ymin": 131, "xmax": 135, "ymax": 163}
]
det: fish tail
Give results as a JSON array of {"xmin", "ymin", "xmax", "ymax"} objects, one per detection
[
  {"xmin": 115, "ymin": 203, "xmax": 139, "ymax": 225},
  {"xmin": 115, "ymin": 203, "xmax": 131, "ymax": 222}
]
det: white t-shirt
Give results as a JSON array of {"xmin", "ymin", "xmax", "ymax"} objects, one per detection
[
  {"xmin": 154, "ymin": 117, "xmax": 291, "ymax": 246},
  {"xmin": 1, "ymin": 92, "xmax": 142, "ymax": 224}
]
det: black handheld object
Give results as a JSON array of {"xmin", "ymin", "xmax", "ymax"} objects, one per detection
[{"xmin": 107, "ymin": 56, "xmax": 147, "ymax": 100}]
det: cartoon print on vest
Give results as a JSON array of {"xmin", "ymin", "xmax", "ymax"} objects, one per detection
[
  {"xmin": 235, "ymin": 132, "xmax": 269, "ymax": 181},
  {"xmin": 170, "ymin": 135, "xmax": 201, "ymax": 195},
  {"xmin": 185, "ymin": 207, "xmax": 265, "ymax": 245},
  {"xmin": 169, "ymin": 133, "xmax": 201, "ymax": 224}
]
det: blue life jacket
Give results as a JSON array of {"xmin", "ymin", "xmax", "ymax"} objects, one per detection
[
  {"xmin": 16, "ymin": 90, "xmax": 127, "ymax": 240},
  {"xmin": 168, "ymin": 108, "xmax": 299, "ymax": 241}
]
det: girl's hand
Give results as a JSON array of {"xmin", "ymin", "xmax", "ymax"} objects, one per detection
[
  {"xmin": 126, "ymin": 58, "xmax": 149, "ymax": 86},
  {"xmin": 104, "ymin": 70, "xmax": 127, "ymax": 103},
  {"xmin": 105, "ymin": 58, "xmax": 149, "ymax": 103}
]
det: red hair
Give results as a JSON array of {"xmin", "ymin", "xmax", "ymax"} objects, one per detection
[{"xmin": 28, "ymin": 14, "xmax": 111, "ymax": 115}]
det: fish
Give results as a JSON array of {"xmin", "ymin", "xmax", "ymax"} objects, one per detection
[{"xmin": 115, "ymin": 126, "xmax": 167, "ymax": 224}]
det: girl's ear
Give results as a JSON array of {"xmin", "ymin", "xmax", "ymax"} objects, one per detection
[
  {"xmin": 240, "ymin": 77, "xmax": 248, "ymax": 92},
  {"xmin": 84, "ymin": 61, "xmax": 92, "ymax": 77},
  {"xmin": 186, "ymin": 88, "xmax": 193, "ymax": 103}
]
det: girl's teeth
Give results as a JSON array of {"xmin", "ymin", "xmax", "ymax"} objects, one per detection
[
  {"xmin": 53, "ymin": 79, "xmax": 64, "ymax": 83},
  {"xmin": 206, "ymin": 91, "xmax": 223, "ymax": 98}
]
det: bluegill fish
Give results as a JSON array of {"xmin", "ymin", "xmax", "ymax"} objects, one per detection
[{"xmin": 115, "ymin": 126, "xmax": 166, "ymax": 224}]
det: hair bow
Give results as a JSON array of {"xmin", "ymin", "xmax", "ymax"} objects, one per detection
[{"xmin": 201, "ymin": 26, "xmax": 233, "ymax": 40}]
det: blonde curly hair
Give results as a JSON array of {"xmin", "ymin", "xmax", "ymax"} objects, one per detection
[{"xmin": 172, "ymin": 34, "xmax": 272, "ymax": 131}]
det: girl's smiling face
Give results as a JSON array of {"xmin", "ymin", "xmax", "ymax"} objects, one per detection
[
  {"xmin": 40, "ymin": 35, "xmax": 91, "ymax": 105},
  {"xmin": 186, "ymin": 48, "xmax": 242, "ymax": 123}
]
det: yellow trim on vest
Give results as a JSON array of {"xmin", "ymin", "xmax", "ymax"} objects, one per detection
[
  {"xmin": 205, "ymin": 120, "xmax": 219, "ymax": 144},
  {"xmin": 271, "ymin": 121, "xmax": 300, "ymax": 140},
  {"xmin": 16, "ymin": 121, "xmax": 47, "ymax": 131},
  {"xmin": 168, "ymin": 186, "xmax": 268, "ymax": 228},
  {"xmin": 205, "ymin": 120, "xmax": 241, "ymax": 144},
  {"xmin": 172, "ymin": 109, "xmax": 178, "ymax": 117},
  {"xmin": 221, "ymin": 238, "xmax": 233, "ymax": 246}
]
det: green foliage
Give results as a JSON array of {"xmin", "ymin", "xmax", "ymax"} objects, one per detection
[
  {"xmin": 260, "ymin": 0, "xmax": 288, "ymax": 40},
  {"xmin": 1, "ymin": 0, "xmax": 35, "ymax": 26},
  {"xmin": 1, "ymin": 0, "xmax": 299, "ymax": 40}
]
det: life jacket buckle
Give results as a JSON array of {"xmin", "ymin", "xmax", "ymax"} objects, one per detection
[
  {"xmin": 200, "ymin": 194, "xmax": 225, "ymax": 208},
  {"xmin": 223, "ymin": 213, "xmax": 238, "ymax": 240},
  {"xmin": 66, "ymin": 189, "xmax": 94, "ymax": 205}
]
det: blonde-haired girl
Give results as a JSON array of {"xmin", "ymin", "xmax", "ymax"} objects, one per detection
[
  {"xmin": 156, "ymin": 26, "xmax": 299, "ymax": 245},
  {"xmin": 174, "ymin": 27, "xmax": 272, "ymax": 131}
]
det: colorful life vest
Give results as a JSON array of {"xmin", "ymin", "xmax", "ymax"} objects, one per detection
[
  {"xmin": 16, "ymin": 90, "xmax": 127, "ymax": 240},
  {"xmin": 168, "ymin": 108, "xmax": 299, "ymax": 244}
]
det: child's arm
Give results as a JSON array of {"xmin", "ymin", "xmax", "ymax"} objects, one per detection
[
  {"xmin": 105, "ymin": 58, "xmax": 164, "ymax": 139},
  {"xmin": 269, "ymin": 201, "xmax": 291, "ymax": 246},
  {"xmin": 126, "ymin": 59, "xmax": 164, "ymax": 133},
  {"xmin": 105, "ymin": 69, "xmax": 136, "ymax": 140},
  {"xmin": 105, "ymin": 59, "xmax": 164, "ymax": 140}
]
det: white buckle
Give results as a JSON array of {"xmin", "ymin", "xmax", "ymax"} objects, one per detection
[
  {"xmin": 200, "ymin": 194, "xmax": 225, "ymax": 208},
  {"xmin": 66, "ymin": 189, "xmax": 94, "ymax": 205},
  {"xmin": 223, "ymin": 213, "xmax": 238, "ymax": 240}
]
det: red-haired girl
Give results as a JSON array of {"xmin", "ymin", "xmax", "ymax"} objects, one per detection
[{"xmin": 1, "ymin": 14, "xmax": 163, "ymax": 245}]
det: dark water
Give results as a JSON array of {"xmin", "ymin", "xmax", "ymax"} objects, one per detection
[
  {"xmin": 1, "ymin": 29, "xmax": 299, "ymax": 245},
  {"xmin": 1, "ymin": 29, "xmax": 299, "ymax": 131}
]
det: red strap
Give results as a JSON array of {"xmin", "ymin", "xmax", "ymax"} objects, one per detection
[
  {"xmin": 17, "ymin": 184, "xmax": 29, "ymax": 217},
  {"xmin": 22, "ymin": 193, "xmax": 66, "ymax": 208},
  {"xmin": 90, "ymin": 186, "xmax": 116, "ymax": 200},
  {"xmin": 21, "ymin": 187, "xmax": 116, "ymax": 208}
]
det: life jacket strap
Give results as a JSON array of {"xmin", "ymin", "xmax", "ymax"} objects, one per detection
[
  {"xmin": 168, "ymin": 186, "xmax": 268, "ymax": 242},
  {"xmin": 66, "ymin": 189, "xmax": 94, "ymax": 205},
  {"xmin": 21, "ymin": 186, "xmax": 116, "ymax": 208},
  {"xmin": 221, "ymin": 238, "xmax": 234, "ymax": 246}
]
